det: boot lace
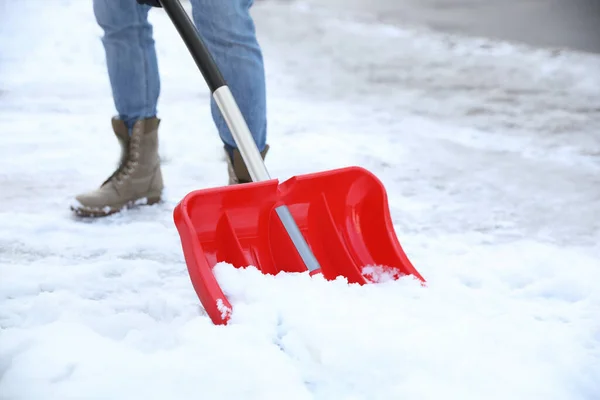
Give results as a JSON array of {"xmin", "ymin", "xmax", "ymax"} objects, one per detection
[{"xmin": 102, "ymin": 125, "xmax": 142, "ymax": 187}]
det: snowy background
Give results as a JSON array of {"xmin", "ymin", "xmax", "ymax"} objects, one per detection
[{"xmin": 1, "ymin": 0, "xmax": 599, "ymax": 399}]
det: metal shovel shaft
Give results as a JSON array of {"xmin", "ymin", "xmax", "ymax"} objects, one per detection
[{"xmin": 159, "ymin": 0, "xmax": 321, "ymax": 273}]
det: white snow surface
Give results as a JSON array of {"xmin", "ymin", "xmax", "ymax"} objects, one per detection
[{"xmin": 1, "ymin": 1, "xmax": 600, "ymax": 399}]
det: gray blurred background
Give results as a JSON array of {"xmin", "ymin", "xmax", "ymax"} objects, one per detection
[
  {"xmin": 300, "ymin": 0, "xmax": 600, "ymax": 54},
  {"xmin": 2, "ymin": 0, "xmax": 596, "ymax": 53}
]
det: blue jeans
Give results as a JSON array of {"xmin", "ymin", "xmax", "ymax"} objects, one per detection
[{"xmin": 92, "ymin": 0, "xmax": 267, "ymax": 152}]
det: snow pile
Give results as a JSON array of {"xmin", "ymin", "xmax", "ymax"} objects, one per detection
[
  {"xmin": 361, "ymin": 265, "xmax": 412, "ymax": 283},
  {"xmin": 2, "ymin": 246, "xmax": 598, "ymax": 399}
]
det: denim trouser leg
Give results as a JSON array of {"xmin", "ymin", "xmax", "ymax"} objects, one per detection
[
  {"xmin": 190, "ymin": 0, "xmax": 268, "ymax": 153},
  {"xmin": 93, "ymin": 0, "xmax": 160, "ymax": 130},
  {"xmin": 93, "ymin": 0, "xmax": 267, "ymax": 152}
]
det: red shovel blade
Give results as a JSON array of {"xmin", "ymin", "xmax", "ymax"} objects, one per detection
[{"xmin": 173, "ymin": 166, "xmax": 425, "ymax": 325}]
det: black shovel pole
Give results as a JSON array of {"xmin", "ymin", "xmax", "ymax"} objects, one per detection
[{"xmin": 158, "ymin": 0, "xmax": 321, "ymax": 273}]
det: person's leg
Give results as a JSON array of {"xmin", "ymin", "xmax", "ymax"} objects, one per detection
[
  {"xmin": 189, "ymin": 0, "xmax": 268, "ymax": 182},
  {"xmin": 71, "ymin": 0, "xmax": 163, "ymax": 217},
  {"xmin": 94, "ymin": 0, "xmax": 160, "ymax": 130}
]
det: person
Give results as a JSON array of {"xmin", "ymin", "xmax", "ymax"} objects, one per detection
[{"xmin": 71, "ymin": 0, "xmax": 269, "ymax": 217}]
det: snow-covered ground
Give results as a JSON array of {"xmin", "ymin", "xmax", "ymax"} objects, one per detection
[{"xmin": 1, "ymin": 1, "xmax": 599, "ymax": 399}]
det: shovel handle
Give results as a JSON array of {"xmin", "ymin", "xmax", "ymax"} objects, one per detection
[
  {"xmin": 159, "ymin": 0, "xmax": 322, "ymax": 273},
  {"xmin": 159, "ymin": 0, "xmax": 269, "ymax": 182}
]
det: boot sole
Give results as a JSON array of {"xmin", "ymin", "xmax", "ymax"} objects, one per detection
[{"xmin": 71, "ymin": 195, "xmax": 162, "ymax": 218}]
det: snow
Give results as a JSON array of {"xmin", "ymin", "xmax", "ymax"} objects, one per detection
[{"xmin": 1, "ymin": 1, "xmax": 599, "ymax": 399}]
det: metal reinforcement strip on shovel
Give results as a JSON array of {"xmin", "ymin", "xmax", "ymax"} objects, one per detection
[{"xmin": 159, "ymin": 0, "xmax": 322, "ymax": 273}]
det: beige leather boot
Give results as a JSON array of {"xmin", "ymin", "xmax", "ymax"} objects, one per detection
[
  {"xmin": 225, "ymin": 144, "xmax": 269, "ymax": 184},
  {"xmin": 71, "ymin": 117, "xmax": 164, "ymax": 217}
]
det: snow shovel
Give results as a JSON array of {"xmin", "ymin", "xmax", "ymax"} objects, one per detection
[{"xmin": 162, "ymin": 0, "xmax": 425, "ymax": 325}]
